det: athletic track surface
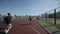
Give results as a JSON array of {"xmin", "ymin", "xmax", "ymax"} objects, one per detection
[{"xmin": 8, "ymin": 18, "xmax": 49, "ymax": 34}]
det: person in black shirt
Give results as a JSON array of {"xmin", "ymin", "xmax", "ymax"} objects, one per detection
[
  {"xmin": 4, "ymin": 13, "xmax": 12, "ymax": 25},
  {"xmin": 29, "ymin": 16, "xmax": 32, "ymax": 22},
  {"xmin": 4, "ymin": 13, "xmax": 12, "ymax": 34}
]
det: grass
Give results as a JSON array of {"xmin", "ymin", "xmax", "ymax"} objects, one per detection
[
  {"xmin": 47, "ymin": 18, "xmax": 60, "ymax": 20},
  {"xmin": 38, "ymin": 19, "xmax": 60, "ymax": 30},
  {"xmin": 55, "ymin": 24, "xmax": 60, "ymax": 30}
]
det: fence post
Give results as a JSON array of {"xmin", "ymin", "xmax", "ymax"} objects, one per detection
[
  {"xmin": 49, "ymin": 11, "xmax": 50, "ymax": 23},
  {"xmin": 46, "ymin": 13, "xmax": 47, "ymax": 22},
  {"xmin": 54, "ymin": 9, "xmax": 56, "ymax": 25},
  {"xmin": 42, "ymin": 14, "xmax": 43, "ymax": 20}
]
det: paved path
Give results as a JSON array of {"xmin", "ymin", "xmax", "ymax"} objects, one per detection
[{"xmin": 8, "ymin": 18, "xmax": 49, "ymax": 34}]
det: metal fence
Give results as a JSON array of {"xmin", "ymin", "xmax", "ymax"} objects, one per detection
[{"xmin": 41, "ymin": 7, "xmax": 60, "ymax": 25}]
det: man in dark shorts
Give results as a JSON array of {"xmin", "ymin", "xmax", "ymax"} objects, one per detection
[
  {"xmin": 29, "ymin": 16, "xmax": 32, "ymax": 22},
  {"xmin": 4, "ymin": 13, "xmax": 12, "ymax": 34}
]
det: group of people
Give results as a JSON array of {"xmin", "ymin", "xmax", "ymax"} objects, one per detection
[{"xmin": 0, "ymin": 13, "xmax": 12, "ymax": 34}]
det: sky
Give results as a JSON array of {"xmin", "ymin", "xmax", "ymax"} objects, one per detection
[{"xmin": 0, "ymin": 0, "xmax": 60, "ymax": 16}]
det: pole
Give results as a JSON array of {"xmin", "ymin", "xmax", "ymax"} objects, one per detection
[
  {"xmin": 46, "ymin": 13, "xmax": 47, "ymax": 22},
  {"xmin": 54, "ymin": 9, "xmax": 56, "ymax": 25}
]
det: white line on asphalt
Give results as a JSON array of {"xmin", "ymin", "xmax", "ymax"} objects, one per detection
[{"xmin": 26, "ymin": 25, "xmax": 41, "ymax": 34}]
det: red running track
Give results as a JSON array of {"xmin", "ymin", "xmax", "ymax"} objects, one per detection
[{"xmin": 8, "ymin": 18, "xmax": 49, "ymax": 34}]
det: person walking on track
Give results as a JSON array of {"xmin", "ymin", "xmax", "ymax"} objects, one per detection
[
  {"xmin": 29, "ymin": 16, "xmax": 32, "ymax": 22},
  {"xmin": 3, "ymin": 13, "xmax": 12, "ymax": 34}
]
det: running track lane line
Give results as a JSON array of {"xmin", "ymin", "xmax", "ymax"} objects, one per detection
[
  {"xmin": 14, "ymin": 22, "xmax": 41, "ymax": 34},
  {"xmin": 26, "ymin": 25, "xmax": 41, "ymax": 34}
]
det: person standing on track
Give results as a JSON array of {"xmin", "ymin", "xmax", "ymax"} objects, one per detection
[
  {"xmin": 3, "ymin": 13, "xmax": 12, "ymax": 34},
  {"xmin": 29, "ymin": 16, "xmax": 32, "ymax": 22}
]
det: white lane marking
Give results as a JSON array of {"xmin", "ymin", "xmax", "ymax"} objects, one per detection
[{"xmin": 26, "ymin": 25, "xmax": 41, "ymax": 34}]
